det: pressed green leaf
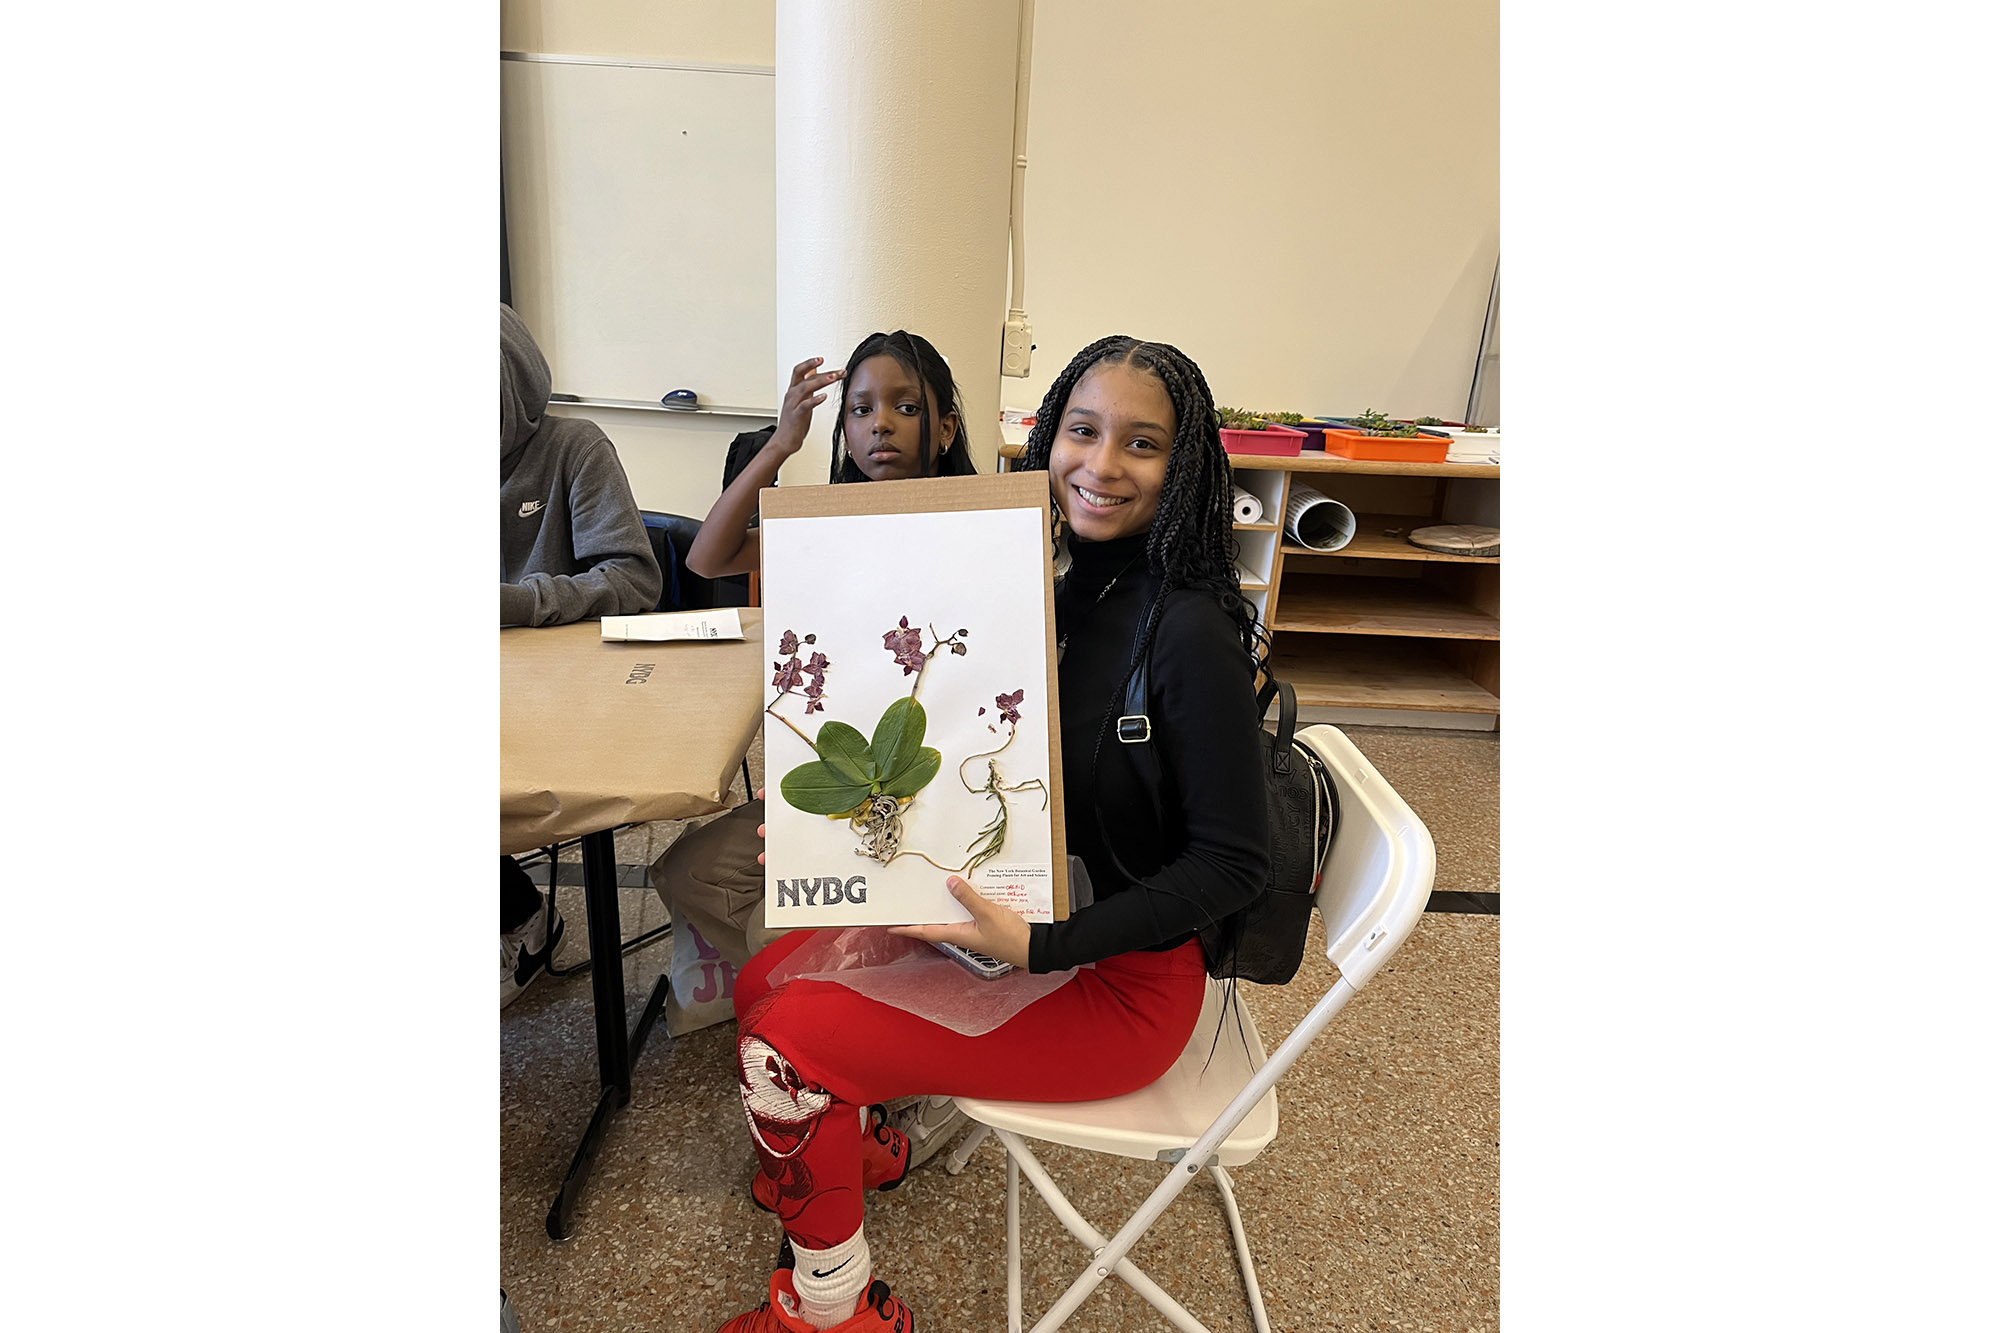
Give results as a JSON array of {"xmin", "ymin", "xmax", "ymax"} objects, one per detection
[
  {"xmin": 871, "ymin": 697, "xmax": 927, "ymax": 782},
  {"xmin": 879, "ymin": 747, "xmax": 941, "ymax": 799},
  {"xmin": 780, "ymin": 760, "xmax": 872, "ymax": 816},
  {"xmin": 814, "ymin": 720, "xmax": 875, "ymax": 784}
]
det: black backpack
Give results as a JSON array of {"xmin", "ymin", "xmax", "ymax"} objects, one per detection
[{"xmin": 1112, "ymin": 643, "xmax": 1338, "ymax": 985}]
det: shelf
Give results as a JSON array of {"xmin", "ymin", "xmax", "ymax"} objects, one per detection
[
  {"xmin": 1272, "ymin": 641, "xmax": 1498, "ymax": 713},
  {"xmin": 1283, "ymin": 514, "xmax": 1498, "ymax": 563},
  {"xmin": 1271, "ymin": 575, "xmax": 1498, "ymax": 640},
  {"xmin": 1227, "ymin": 453, "xmax": 1499, "ymax": 480},
  {"xmin": 997, "ymin": 442, "xmax": 1498, "ymax": 479},
  {"xmin": 1233, "ymin": 521, "xmax": 1280, "ymax": 532}
]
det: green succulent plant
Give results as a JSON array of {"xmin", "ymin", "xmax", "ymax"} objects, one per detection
[
  {"xmin": 1217, "ymin": 407, "xmax": 1304, "ymax": 431},
  {"xmin": 1348, "ymin": 407, "xmax": 1421, "ymax": 438}
]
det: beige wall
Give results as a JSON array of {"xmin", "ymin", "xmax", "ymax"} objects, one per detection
[
  {"xmin": 1003, "ymin": 0, "xmax": 1499, "ymax": 421},
  {"xmin": 504, "ymin": 1, "xmax": 1497, "ymax": 509},
  {"xmin": 500, "ymin": 0, "xmax": 771, "ymax": 66}
]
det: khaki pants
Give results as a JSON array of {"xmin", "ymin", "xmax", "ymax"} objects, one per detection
[{"xmin": 649, "ymin": 798, "xmax": 792, "ymax": 1032}]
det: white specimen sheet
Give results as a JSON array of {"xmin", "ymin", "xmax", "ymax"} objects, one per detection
[{"xmin": 761, "ymin": 501, "xmax": 1060, "ymax": 928}]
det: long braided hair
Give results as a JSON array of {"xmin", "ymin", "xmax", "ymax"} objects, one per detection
[
  {"xmin": 1022, "ymin": 334, "xmax": 1264, "ymax": 665},
  {"xmin": 1028, "ymin": 337, "xmax": 1273, "ymax": 1000},
  {"xmin": 828, "ymin": 329, "xmax": 980, "ymax": 484},
  {"xmin": 1023, "ymin": 336, "xmax": 1270, "ymax": 885}
]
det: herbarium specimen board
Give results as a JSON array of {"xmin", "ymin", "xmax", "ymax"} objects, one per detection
[{"xmin": 759, "ymin": 471, "xmax": 1069, "ymax": 928}]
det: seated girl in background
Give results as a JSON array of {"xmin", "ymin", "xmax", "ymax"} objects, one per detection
[
  {"xmin": 648, "ymin": 329, "xmax": 978, "ymax": 1134},
  {"xmin": 714, "ymin": 336, "xmax": 1270, "ymax": 1332},
  {"xmin": 684, "ymin": 329, "xmax": 979, "ymax": 578}
]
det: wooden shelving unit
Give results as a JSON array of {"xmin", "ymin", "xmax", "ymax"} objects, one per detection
[
  {"xmin": 1232, "ymin": 453, "xmax": 1499, "ymax": 722},
  {"xmin": 1000, "ymin": 443, "xmax": 1500, "ymax": 724},
  {"xmin": 1272, "ymin": 575, "xmax": 1499, "ymax": 639}
]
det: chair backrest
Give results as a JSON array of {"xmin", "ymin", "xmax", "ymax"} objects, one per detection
[
  {"xmin": 640, "ymin": 510, "xmax": 754, "ymax": 613},
  {"xmin": 641, "ymin": 511, "xmax": 698, "ymax": 611},
  {"xmin": 1294, "ymin": 725, "xmax": 1437, "ymax": 993}
]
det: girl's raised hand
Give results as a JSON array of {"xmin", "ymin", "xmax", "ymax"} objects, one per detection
[
  {"xmin": 888, "ymin": 877, "xmax": 1033, "ymax": 970},
  {"xmin": 767, "ymin": 356, "xmax": 845, "ymax": 460}
]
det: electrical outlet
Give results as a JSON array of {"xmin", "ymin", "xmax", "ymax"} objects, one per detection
[{"xmin": 1001, "ymin": 316, "xmax": 1033, "ymax": 377}]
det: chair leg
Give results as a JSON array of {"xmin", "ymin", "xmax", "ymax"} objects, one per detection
[
  {"xmin": 944, "ymin": 1121, "xmax": 991, "ymax": 1175},
  {"xmin": 1007, "ymin": 1150, "xmax": 1023, "ymax": 1333},
  {"xmin": 1210, "ymin": 1165, "xmax": 1272, "ymax": 1333},
  {"xmin": 995, "ymin": 1130, "xmax": 1213, "ymax": 1333}
]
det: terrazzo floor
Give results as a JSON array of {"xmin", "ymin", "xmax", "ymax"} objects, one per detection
[{"xmin": 501, "ymin": 724, "xmax": 1499, "ymax": 1332}]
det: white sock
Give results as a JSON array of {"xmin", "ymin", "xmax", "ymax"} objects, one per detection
[{"xmin": 789, "ymin": 1229, "xmax": 871, "ymax": 1329}]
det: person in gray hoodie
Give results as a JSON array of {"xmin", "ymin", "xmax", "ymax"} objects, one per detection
[
  {"xmin": 500, "ymin": 303, "xmax": 662, "ymax": 1006},
  {"xmin": 501, "ymin": 304, "xmax": 662, "ymax": 626}
]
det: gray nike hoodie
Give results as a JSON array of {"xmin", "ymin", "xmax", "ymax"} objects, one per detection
[{"xmin": 501, "ymin": 305, "xmax": 662, "ymax": 626}]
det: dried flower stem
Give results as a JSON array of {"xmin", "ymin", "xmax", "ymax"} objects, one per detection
[
  {"xmin": 906, "ymin": 624, "xmax": 967, "ymax": 705},
  {"xmin": 765, "ymin": 694, "xmax": 820, "ymax": 753},
  {"xmin": 886, "ymin": 724, "xmax": 1048, "ymax": 876}
]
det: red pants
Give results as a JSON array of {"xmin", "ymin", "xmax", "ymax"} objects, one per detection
[{"xmin": 733, "ymin": 928, "xmax": 1206, "ymax": 1248}]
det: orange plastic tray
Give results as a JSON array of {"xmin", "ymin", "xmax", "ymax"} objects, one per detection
[{"xmin": 1322, "ymin": 429, "xmax": 1449, "ymax": 463}]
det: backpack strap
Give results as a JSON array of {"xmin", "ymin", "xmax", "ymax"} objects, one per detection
[
  {"xmin": 1118, "ymin": 617, "xmax": 1168, "ymax": 834},
  {"xmin": 1259, "ymin": 673, "xmax": 1297, "ymax": 776},
  {"xmin": 1118, "ymin": 618, "xmax": 1291, "ymax": 816}
]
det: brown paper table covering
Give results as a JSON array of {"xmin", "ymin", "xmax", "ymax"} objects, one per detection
[{"xmin": 501, "ymin": 611, "xmax": 765, "ymax": 855}]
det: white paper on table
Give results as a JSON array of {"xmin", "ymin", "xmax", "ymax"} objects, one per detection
[
  {"xmin": 760, "ymin": 506, "xmax": 1056, "ymax": 928},
  {"xmin": 599, "ymin": 608, "xmax": 745, "ymax": 642}
]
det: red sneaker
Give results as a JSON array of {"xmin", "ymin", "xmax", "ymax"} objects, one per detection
[
  {"xmin": 752, "ymin": 1105, "xmax": 910, "ymax": 1214},
  {"xmin": 716, "ymin": 1268, "xmax": 916, "ymax": 1332}
]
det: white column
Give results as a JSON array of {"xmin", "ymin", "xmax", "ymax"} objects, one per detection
[{"xmin": 774, "ymin": 0, "xmax": 1020, "ymax": 481}]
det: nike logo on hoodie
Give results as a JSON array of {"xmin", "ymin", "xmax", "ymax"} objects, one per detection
[{"xmin": 518, "ymin": 501, "xmax": 545, "ymax": 518}]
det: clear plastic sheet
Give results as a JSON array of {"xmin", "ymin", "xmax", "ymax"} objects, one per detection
[{"xmin": 764, "ymin": 926, "xmax": 1083, "ymax": 1037}]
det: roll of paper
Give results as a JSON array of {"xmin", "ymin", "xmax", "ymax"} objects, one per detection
[
  {"xmin": 1231, "ymin": 486, "xmax": 1264, "ymax": 526},
  {"xmin": 1284, "ymin": 486, "xmax": 1356, "ymax": 552}
]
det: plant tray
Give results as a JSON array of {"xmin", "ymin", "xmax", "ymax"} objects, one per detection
[
  {"xmin": 1221, "ymin": 426, "xmax": 1306, "ymax": 457},
  {"xmin": 1322, "ymin": 429, "xmax": 1449, "ymax": 463}
]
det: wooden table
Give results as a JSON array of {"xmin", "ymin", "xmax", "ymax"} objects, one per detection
[{"xmin": 501, "ymin": 612, "xmax": 764, "ymax": 1238}]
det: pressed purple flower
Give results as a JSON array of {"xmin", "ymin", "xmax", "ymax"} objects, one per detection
[
  {"xmin": 883, "ymin": 617, "xmax": 925, "ymax": 675},
  {"xmin": 949, "ymin": 641, "xmax": 967, "ymax": 656},
  {"xmin": 804, "ymin": 695, "xmax": 826, "ymax": 714},
  {"xmin": 778, "ymin": 630, "xmax": 800, "ymax": 656},
  {"xmin": 804, "ymin": 651, "xmax": 831, "ymax": 678},
  {"xmin": 773, "ymin": 658, "xmax": 805, "ymax": 692},
  {"xmin": 996, "ymin": 688, "xmax": 1025, "ymax": 726}
]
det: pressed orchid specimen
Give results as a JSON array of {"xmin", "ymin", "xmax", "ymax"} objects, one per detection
[{"xmin": 769, "ymin": 618, "xmax": 1047, "ymax": 874}]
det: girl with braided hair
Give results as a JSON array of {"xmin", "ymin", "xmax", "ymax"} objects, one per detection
[
  {"xmin": 715, "ymin": 337, "xmax": 1268, "ymax": 1333},
  {"xmin": 686, "ymin": 329, "xmax": 978, "ymax": 578}
]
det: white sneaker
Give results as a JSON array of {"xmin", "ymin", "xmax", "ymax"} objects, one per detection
[
  {"xmin": 501, "ymin": 894, "xmax": 564, "ymax": 1010},
  {"xmin": 890, "ymin": 1095, "xmax": 970, "ymax": 1169}
]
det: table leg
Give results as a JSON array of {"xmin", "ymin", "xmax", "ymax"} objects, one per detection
[
  {"xmin": 544, "ymin": 828, "xmax": 674, "ymax": 1241},
  {"xmin": 581, "ymin": 830, "xmax": 631, "ymax": 1100}
]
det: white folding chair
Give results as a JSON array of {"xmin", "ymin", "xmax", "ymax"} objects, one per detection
[{"xmin": 945, "ymin": 724, "xmax": 1438, "ymax": 1332}]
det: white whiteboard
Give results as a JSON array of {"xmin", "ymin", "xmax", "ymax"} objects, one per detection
[{"xmin": 501, "ymin": 55, "xmax": 777, "ymax": 411}]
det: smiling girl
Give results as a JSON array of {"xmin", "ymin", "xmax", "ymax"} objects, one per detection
[{"xmin": 713, "ymin": 336, "xmax": 1269, "ymax": 1333}]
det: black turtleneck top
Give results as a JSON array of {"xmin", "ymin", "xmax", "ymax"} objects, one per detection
[{"xmin": 1028, "ymin": 531, "xmax": 1270, "ymax": 973}]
